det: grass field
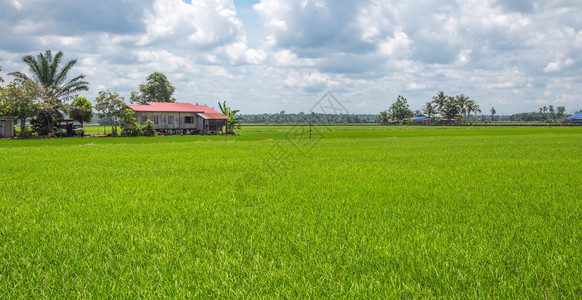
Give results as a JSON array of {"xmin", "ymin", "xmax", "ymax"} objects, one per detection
[{"xmin": 1, "ymin": 126, "xmax": 581, "ymax": 297}]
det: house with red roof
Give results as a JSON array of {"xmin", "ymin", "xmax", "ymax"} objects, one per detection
[{"xmin": 127, "ymin": 102, "xmax": 228, "ymax": 134}]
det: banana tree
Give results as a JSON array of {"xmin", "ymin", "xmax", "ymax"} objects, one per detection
[{"xmin": 218, "ymin": 101, "xmax": 241, "ymax": 134}]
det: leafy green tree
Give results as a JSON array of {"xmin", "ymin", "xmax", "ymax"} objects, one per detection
[
  {"xmin": 218, "ymin": 100, "xmax": 241, "ymax": 134},
  {"xmin": 432, "ymin": 91, "xmax": 447, "ymax": 113},
  {"xmin": 490, "ymin": 107, "xmax": 496, "ymax": 120},
  {"xmin": 0, "ymin": 80, "xmax": 41, "ymax": 137},
  {"xmin": 556, "ymin": 106, "xmax": 566, "ymax": 118},
  {"xmin": 377, "ymin": 110, "xmax": 390, "ymax": 124},
  {"xmin": 69, "ymin": 97, "xmax": 93, "ymax": 127},
  {"xmin": 119, "ymin": 108, "xmax": 141, "ymax": 136},
  {"xmin": 388, "ymin": 95, "xmax": 414, "ymax": 121},
  {"xmin": 9, "ymin": 50, "xmax": 88, "ymax": 102},
  {"xmin": 130, "ymin": 72, "xmax": 176, "ymax": 104},
  {"xmin": 95, "ymin": 90, "xmax": 126, "ymax": 136}
]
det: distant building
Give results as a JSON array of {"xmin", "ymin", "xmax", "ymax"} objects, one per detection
[
  {"xmin": 565, "ymin": 112, "xmax": 582, "ymax": 124},
  {"xmin": 0, "ymin": 117, "xmax": 15, "ymax": 138},
  {"xmin": 128, "ymin": 102, "xmax": 228, "ymax": 134}
]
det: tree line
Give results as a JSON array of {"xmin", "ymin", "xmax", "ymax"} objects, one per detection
[
  {"xmin": 240, "ymin": 112, "xmax": 379, "ymax": 124},
  {"xmin": 378, "ymin": 92, "xmax": 576, "ymax": 125},
  {"xmin": 378, "ymin": 92, "xmax": 482, "ymax": 125}
]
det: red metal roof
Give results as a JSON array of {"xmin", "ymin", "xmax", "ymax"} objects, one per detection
[
  {"xmin": 128, "ymin": 102, "xmax": 223, "ymax": 114},
  {"xmin": 197, "ymin": 112, "xmax": 229, "ymax": 120}
]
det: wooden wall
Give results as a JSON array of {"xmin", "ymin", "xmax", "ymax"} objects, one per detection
[
  {"xmin": 134, "ymin": 112, "xmax": 198, "ymax": 130},
  {"xmin": 0, "ymin": 118, "xmax": 14, "ymax": 137}
]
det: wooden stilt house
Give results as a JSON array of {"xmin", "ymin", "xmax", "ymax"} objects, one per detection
[{"xmin": 128, "ymin": 102, "xmax": 228, "ymax": 134}]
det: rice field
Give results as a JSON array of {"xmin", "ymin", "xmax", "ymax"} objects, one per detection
[{"xmin": 0, "ymin": 126, "xmax": 581, "ymax": 297}]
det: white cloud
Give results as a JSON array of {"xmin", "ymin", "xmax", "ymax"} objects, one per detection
[{"xmin": 1, "ymin": 0, "xmax": 582, "ymax": 114}]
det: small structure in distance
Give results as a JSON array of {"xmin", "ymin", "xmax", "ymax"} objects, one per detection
[
  {"xmin": 128, "ymin": 102, "xmax": 228, "ymax": 134},
  {"xmin": 564, "ymin": 112, "xmax": 582, "ymax": 124},
  {"xmin": 0, "ymin": 117, "xmax": 15, "ymax": 138}
]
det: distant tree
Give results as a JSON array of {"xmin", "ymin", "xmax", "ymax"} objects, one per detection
[
  {"xmin": 95, "ymin": 90, "xmax": 126, "ymax": 136},
  {"xmin": 556, "ymin": 106, "xmax": 566, "ymax": 118},
  {"xmin": 218, "ymin": 100, "xmax": 241, "ymax": 134},
  {"xmin": 465, "ymin": 99, "xmax": 480, "ymax": 121},
  {"xmin": 377, "ymin": 110, "xmax": 390, "ymax": 124},
  {"xmin": 130, "ymin": 72, "xmax": 176, "ymax": 104},
  {"xmin": 432, "ymin": 91, "xmax": 447, "ymax": 113},
  {"xmin": 455, "ymin": 94, "xmax": 471, "ymax": 123},
  {"xmin": 422, "ymin": 102, "xmax": 437, "ymax": 118},
  {"xmin": 8, "ymin": 50, "xmax": 88, "ymax": 102},
  {"xmin": 490, "ymin": 107, "xmax": 496, "ymax": 120},
  {"xmin": 442, "ymin": 97, "xmax": 460, "ymax": 125},
  {"xmin": 69, "ymin": 97, "xmax": 93, "ymax": 127},
  {"xmin": 388, "ymin": 95, "xmax": 414, "ymax": 121}
]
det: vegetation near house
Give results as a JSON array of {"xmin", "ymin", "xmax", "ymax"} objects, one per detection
[
  {"xmin": 69, "ymin": 97, "xmax": 93, "ymax": 127},
  {"xmin": 218, "ymin": 100, "xmax": 241, "ymax": 134},
  {"xmin": 130, "ymin": 72, "xmax": 176, "ymax": 105},
  {"xmin": 0, "ymin": 80, "xmax": 39, "ymax": 137},
  {"xmin": 95, "ymin": 90, "xmax": 126, "ymax": 136}
]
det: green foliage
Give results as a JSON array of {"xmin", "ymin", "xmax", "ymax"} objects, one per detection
[
  {"xmin": 377, "ymin": 110, "xmax": 390, "ymax": 124},
  {"xmin": 8, "ymin": 50, "xmax": 88, "ymax": 102},
  {"xmin": 142, "ymin": 119, "xmax": 155, "ymax": 136},
  {"xmin": 388, "ymin": 95, "xmax": 414, "ymax": 121},
  {"xmin": 218, "ymin": 100, "xmax": 241, "ymax": 133},
  {"xmin": 95, "ymin": 90, "xmax": 126, "ymax": 136},
  {"xmin": 130, "ymin": 72, "xmax": 176, "ymax": 105},
  {"xmin": 0, "ymin": 127, "xmax": 581, "ymax": 297},
  {"xmin": 69, "ymin": 97, "xmax": 93, "ymax": 126},
  {"xmin": 442, "ymin": 96, "xmax": 460, "ymax": 124},
  {"xmin": 74, "ymin": 127, "xmax": 85, "ymax": 137},
  {"xmin": 0, "ymin": 81, "xmax": 40, "ymax": 136}
]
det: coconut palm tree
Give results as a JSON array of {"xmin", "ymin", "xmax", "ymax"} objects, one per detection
[
  {"xmin": 9, "ymin": 50, "xmax": 88, "ymax": 102},
  {"xmin": 422, "ymin": 102, "xmax": 437, "ymax": 118},
  {"xmin": 455, "ymin": 94, "xmax": 471, "ymax": 123},
  {"xmin": 432, "ymin": 91, "xmax": 447, "ymax": 113},
  {"xmin": 466, "ymin": 99, "xmax": 480, "ymax": 122}
]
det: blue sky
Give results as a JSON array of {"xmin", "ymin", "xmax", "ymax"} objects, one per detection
[{"xmin": 1, "ymin": 0, "xmax": 581, "ymax": 114}]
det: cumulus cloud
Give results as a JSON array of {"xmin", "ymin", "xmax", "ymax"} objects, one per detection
[{"xmin": 1, "ymin": 0, "xmax": 582, "ymax": 114}]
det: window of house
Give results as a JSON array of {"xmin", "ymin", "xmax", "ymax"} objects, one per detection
[
  {"xmin": 185, "ymin": 116, "xmax": 194, "ymax": 124},
  {"xmin": 153, "ymin": 116, "xmax": 159, "ymax": 124},
  {"xmin": 168, "ymin": 116, "xmax": 174, "ymax": 124}
]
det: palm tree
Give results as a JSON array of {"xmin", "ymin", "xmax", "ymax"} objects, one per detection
[
  {"xmin": 218, "ymin": 101, "xmax": 241, "ymax": 134},
  {"xmin": 465, "ymin": 99, "xmax": 480, "ymax": 122},
  {"xmin": 9, "ymin": 50, "xmax": 88, "ymax": 102},
  {"xmin": 455, "ymin": 94, "xmax": 471, "ymax": 123},
  {"xmin": 442, "ymin": 97, "xmax": 460, "ymax": 125},
  {"xmin": 422, "ymin": 102, "xmax": 437, "ymax": 118},
  {"xmin": 432, "ymin": 91, "xmax": 447, "ymax": 113}
]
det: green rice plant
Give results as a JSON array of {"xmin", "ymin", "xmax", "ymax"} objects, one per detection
[{"xmin": 0, "ymin": 127, "xmax": 580, "ymax": 297}]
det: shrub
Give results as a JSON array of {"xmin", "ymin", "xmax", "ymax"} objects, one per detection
[
  {"xmin": 122, "ymin": 124, "xmax": 141, "ymax": 137},
  {"xmin": 74, "ymin": 128, "xmax": 85, "ymax": 137},
  {"xmin": 142, "ymin": 119, "xmax": 155, "ymax": 136}
]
